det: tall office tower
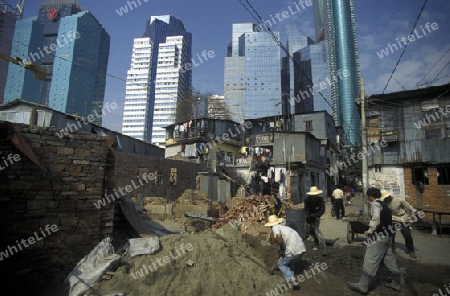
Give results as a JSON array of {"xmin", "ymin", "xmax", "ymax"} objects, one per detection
[
  {"xmin": 293, "ymin": 41, "xmax": 332, "ymax": 115},
  {"xmin": 122, "ymin": 38, "xmax": 152, "ymax": 141},
  {"xmin": 313, "ymin": 0, "xmax": 361, "ymax": 145},
  {"xmin": 4, "ymin": 0, "xmax": 110, "ymax": 125},
  {"xmin": 121, "ymin": 15, "xmax": 192, "ymax": 146},
  {"xmin": 224, "ymin": 23, "xmax": 282, "ymax": 122},
  {"xmin": 281, "ymin": 35, "xmax": 313, "ymax": 116},
  {"xmin": 152, "ymin": 35, "xmax": 190, "ymax": 145},
  {"xmin": 0, "ymin": 0, "xmax": 24, "ymax": 105}
]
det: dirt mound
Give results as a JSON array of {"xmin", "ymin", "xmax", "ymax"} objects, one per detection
[
  {"xmin": 49, "ymin": 224, "xmax": 450, "ymax": 296},
  {"xmin": 83, "ymin": 225, "xmax": 293, "ymax": 296}
]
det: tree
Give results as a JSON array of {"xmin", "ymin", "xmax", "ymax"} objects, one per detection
[{"xmin": 175, "ymin": 87, "xmax": 230, "ymax": 122}]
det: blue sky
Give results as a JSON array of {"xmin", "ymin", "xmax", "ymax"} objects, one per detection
[{"xmin": 22, "ymin": 0, "xmax": 450, "ymax": 132}]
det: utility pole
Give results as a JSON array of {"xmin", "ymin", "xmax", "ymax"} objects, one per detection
[{"xmin": 360, "ymin": 79, "xmax": 369, "ymax": 218}]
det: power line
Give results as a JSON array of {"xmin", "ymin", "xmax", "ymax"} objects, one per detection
[
  {"xmin": 382, "ymin": 0, "xmax": 429, "ymax": 94},
  {"xmin": 426, "ymin": 61, "xmax": 450, "ymax": 87},
  {"xmin": 393, "ymin": 78, "xmax": 406, "ymax": 91},
  {"xmin": 416, "ymin": 46, "xmax": 450, "ymax": 88}
]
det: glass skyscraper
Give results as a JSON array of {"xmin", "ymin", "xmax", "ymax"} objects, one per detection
[
  {"xmin": 121, "ymin": 15, "xmax": 192, "ymax": 146},
  {"xmin": 4, "ymin": 0, "xmax": 110, "ymax": 125},
  {"xmin": 293, "ymin": 41, "xmax": 332, "ymax": 115},
  {"xmin": 282, "ymin": 35, "xmax": 313, "ymax": 116},
  {"xmin": 224, "ymin": 23, "xmax": 282, "ymax": 122},
  {"xmin": 313, "ymin": 0, "xmax": 361, "ymax": 145}
]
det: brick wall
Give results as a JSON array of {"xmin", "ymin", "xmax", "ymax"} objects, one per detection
[
  {"xmin": 0, "ymin": 123, "xmax": 114, "ymax": 293},
  {"xmin": 0, "ymin": 122, "xmax": 204, "ymax": 294},
  {"xmin": 404, "ymin": 167, "xmax": 450, "ymax": 224},
  {"xmin": 114, "ymin": 152, "xmax": 201, "ymax": 202}
]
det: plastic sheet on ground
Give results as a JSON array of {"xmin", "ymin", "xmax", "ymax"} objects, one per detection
[
  {"xmin": 129, "ymin": 237, "xmax": 160, "ymax": 257},
  {"xmin": 119, "ymin": 197, "xmax": 157, "ymax": 236},
  {"xmin": 66, "ymin": 237, "xmax": 121, "ymax": 296}
]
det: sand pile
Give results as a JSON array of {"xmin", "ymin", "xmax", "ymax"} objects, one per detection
[{"xmin": 82, "ymin": 225, "xmax": 296, "ymax": 296}]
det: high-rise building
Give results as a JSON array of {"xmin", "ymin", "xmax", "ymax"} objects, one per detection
[
  {"xmin": 282, "ymin": 35, "xmax": 313, "ymax": 116},
  {"xmin": 224, "ymin": 23, "xmax": 282, "ymax": 122},
  {"xmin": 121, "ymin": 38, "xmax": 151, "ymax": 141},
  {"xmin": 0, "ymin": 0, "xmax": 24, "ymax": 105},
  {"xmin": 313, "ymin": 0, "xmax": 361, "ymax": 145},
  {"xmin": 293, "ymin": 41, "xmax": 332, "ymax": 115},
  {"xmin": 3, "ymin": 0, "xmax": 110, "ymax": 125},
  {"xmin": 121, "ymin": 15, "xmax": 192, "ymax": 146}
]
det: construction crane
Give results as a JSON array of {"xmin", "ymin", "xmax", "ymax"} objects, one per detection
[
  {"xmin": 1, "ymin": 1, "xmax": 46, "ymax": 80},
  {"xmin": 0, "ymin": 52, "xmax": 47, "ymax": 80}
]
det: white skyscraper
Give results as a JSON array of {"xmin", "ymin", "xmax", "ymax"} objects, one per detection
[
  {"xmin": 122, "ymin": 38, "xmax": 152, "ymax": 141},
  {"xmin": 151, "ymin": 35, "xmax": 189, "ymax": 145},
  {"xmin": 121, "ymin": 15, "xmax": 192, "ymax": 146}
]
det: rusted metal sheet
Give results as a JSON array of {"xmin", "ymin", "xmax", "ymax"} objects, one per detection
[{"xmin": 368, "ymin": 86, "xmax": 450, "ymax": 165}]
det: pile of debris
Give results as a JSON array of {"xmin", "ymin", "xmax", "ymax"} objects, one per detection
[
  {"xmin": 175, "ymin": 189, "xmax": 210, "ymax": 205},
  {"xmin": 214, "ymin": 195, "xmax": 285, "ymax": 228}
]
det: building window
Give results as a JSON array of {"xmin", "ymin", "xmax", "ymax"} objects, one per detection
[
  {"xmin": 382, "ymin": 142, "xmax": 399, "ymax": 156},
  {"xmin": 305, "ymin": 120, "xmax": 313, "ymax": 132},
  {"xmin": 424, "ymin": 109, "xmax": 442, "ymax": 139},
  {"xmin": 412, "ymin": 168, "xmax": 429, "ymax": 185},
  {"xmin": 437, "ymin": 167, "xmax": 450, "ymax": 185},
  {"xmin": 154, "ymin": 171, "xmax": 163, "ymax": 185},
  {"xmin": 170, "ymin": 168, "xmax": 178, "ymax": 185},
  {"xmin": 421, "ymin": 100, "xmax": 444, "ymax": 139}
]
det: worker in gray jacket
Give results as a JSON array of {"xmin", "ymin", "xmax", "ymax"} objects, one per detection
[
  {"xmin": 348, "ymin": 187, "xmax": 402, "ymax": 294},
  {"xmin": 381, "ymin": 190, "xmax": 417, "ymax": 259}
]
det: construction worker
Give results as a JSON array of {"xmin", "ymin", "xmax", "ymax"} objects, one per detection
[
  {"xmin": 304, "ymin": 186, "xmax": 325, "ymax": 251},
  {"xmin": 265, "ymin": 215, "xmax": 308, "ymax": 290},
  {"xmin": 332, "ymin": 185, "xmax": 345, "ymax": 219},
  {"xmin": 381, "ymin": 190, "xmax": 417, "ymax": 259},
  {"xmin": 269, "ymin": 182, "xmax": 282, "ymax": 217},
  {"xmin": 348, "ymin": 187, "xmax": 402, "ymax": 294}
]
